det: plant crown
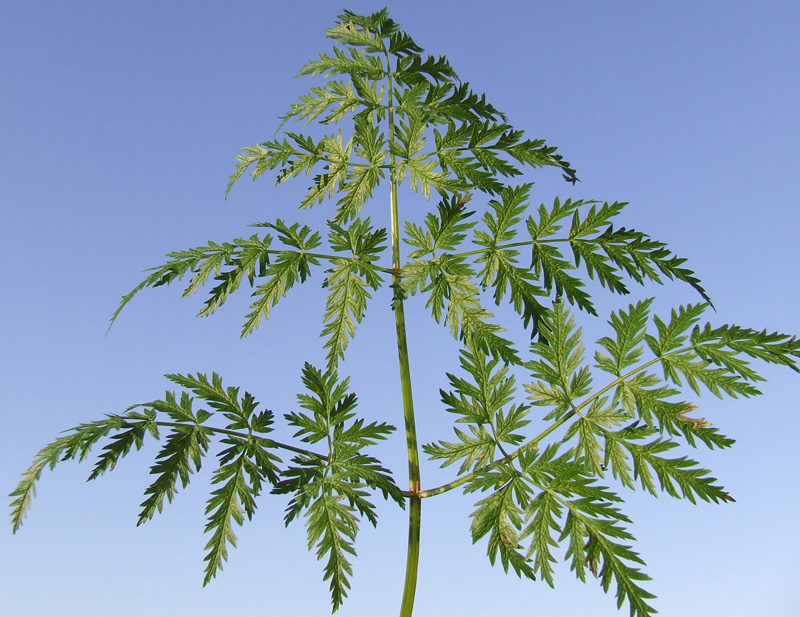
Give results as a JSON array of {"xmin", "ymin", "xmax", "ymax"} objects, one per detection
[{"xmin": 10, "ymin": 9, "xmax": 799, "ymax": 617}]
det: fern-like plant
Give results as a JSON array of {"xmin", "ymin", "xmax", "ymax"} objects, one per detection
[{"xmin": 10, "ymin": 9, "xmax": 799, "ymax": 617}]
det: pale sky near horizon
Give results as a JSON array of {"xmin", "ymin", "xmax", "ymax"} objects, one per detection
[{"xmin": 2, "ymin": 2, "xmax": 799, "ymax": 616}]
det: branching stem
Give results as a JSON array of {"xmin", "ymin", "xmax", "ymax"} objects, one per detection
[
  {"xmin": 135, "ymin": 419, "xmax": 326, "ymax": 459},
  {"xmin": 450, "ymin": 238, "xmax": 576, "ymax": 260}
]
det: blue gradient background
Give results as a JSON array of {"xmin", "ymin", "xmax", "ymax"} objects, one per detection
[{"xmin": 2, "ymin": 2, "xmax": 798, "ymax": 615}]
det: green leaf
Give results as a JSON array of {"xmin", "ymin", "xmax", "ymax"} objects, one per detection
[
  {"xmin": 281, "ymin": 81, "xmax": 361, "ymax": 127},
  {"xmin": 138, "ymin": 415, "xmax": 210, "ymax": 524},
  {"xmin": 88, "ymin": 413, "xmax": 157, "ymax": 480},
  {"xmin": 9, "ymin": 416, "xmax": 127, "ymax": 532},
  {"xmin": 202, "ymin": 453, "xmax": 247, "ymax": 585},
  {"xmin": 321, "ymin": 261, "xmax": 373, "ymax": 370},
  {"xmin": 395, "ymin": 54, "xmax": 459, "ymax": 87},
  {"xmin": 298, "ymin": 46, "xmax": 386, "ymax": 80},
  {"xmin": 426, "ymin": 349, "xmax": 529, "ymax": 474},
  {"xmin": 108, "ymin": 234, "xmax": 274, "ymax": 331},
  {"xmin": 241, "ymin": 221, "xmax": 322, "ymax": 336},
  {"xmin": 277, "ymin": 363, "xmax": 401, "ymax": 610},
  {"xmin": 562, "ymin": 398, "xmax": 627, "ymax": 476},
  {"xmin": 165, "ymin": 372, "xmax": 268, "ymax": 430},
  {"xmin": 202, "ymin": 437, "xmax": 281, "ymax": 585},
  {"xmin": 595, "ymin": 299, "xmax": 655, "ymax": 377},
  {"xmin": 596, "ymin": 225, "xmax": 710, "ymax": 304},
  {"xmin": 335, "ymin": 116, "xmax": 387, "ymax": 222},
  {"xmin": 692, "ymin": 323, "xmax": 800, "ymax": 373},
  {"xmin": 296, "ymin": 132, "xmax": 354, "ymax": 211},
  {"xmin": 522, "ymin": 460, "xmax": 657, "ymax": 617},
  {"xmin": 626, "ymin": 435, "xmax": 730, "ymax": 503},
  {"xmin": 521, "ymin": 490, "xmax": 562, "ymax": 587},
  {"xmin": 326, "ymin": 20, "xmax": 386, "ymax": 54},
  {"xmin": 403, "ymin": 192, "xmax": 476, "ymax": 258},
  {"xmin": 423, "ymin": 83, "xmax": 505, "ymax": 124},
  {"xmin": 473, "ymin": 184, "xmax": 550, "ymax": 332},
  {"xmin": 470, "ymin": 475, "xmax": 537, "ymax": 581},
  {"xmin": 403, "ymin": 253, "xmax": 519, "ymax": 364},
  {"xmin": 226, "ymin": 139, "xmax": 299, "ymax": 197},
  {"xmin": 525, "ymin": 303, "xmax": 592, "ymax": 420},
  {"xmin": 307, "ymin": 489, "xmax": 358, "ymax": 612},
  {"xmin": 530, "ymin": 242, "xmax": 594, "ymax": 315},
  {"xmin": 424, "ymin": 425, "xmax": 497, "ymax": 475},
  {"xmin": 323, "ymin": 230, "xmax": 385, "ymax": 368},
  {"xmin": 493, "ymin": 128, "xmax": 578, "ymax": 184}
]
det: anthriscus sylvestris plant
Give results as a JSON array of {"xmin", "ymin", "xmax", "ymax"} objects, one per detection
[{"xmin": 10, "ymin": 9, "xmax": 799, "ymax": 617}]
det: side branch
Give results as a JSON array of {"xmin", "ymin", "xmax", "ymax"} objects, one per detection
[
  {"xmin": 415, "ymin": 353, "xmax": 677, "ymax": 498},
  {"xmin": 144, "ymin": 419, "xmax": 326, "ymax": 460}
]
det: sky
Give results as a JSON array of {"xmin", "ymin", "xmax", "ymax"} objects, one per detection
[{"xmin": 2, "ymin": 1, "xmax": 798, "ymax": 616}]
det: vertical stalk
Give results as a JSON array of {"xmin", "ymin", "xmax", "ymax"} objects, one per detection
[{"xmin": 386, "ymin": 56, "xmax": 422, "ymax": 617}]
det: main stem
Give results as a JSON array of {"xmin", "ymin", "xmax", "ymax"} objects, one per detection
[{"xmin": 387, "ymin": 63, "xmax": 422, "ymax": 617}]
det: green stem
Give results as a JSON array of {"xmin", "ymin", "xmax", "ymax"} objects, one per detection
[
  {"xmin": 386, "ymin": 57, "xmax": 422, "ymax": 617},
  {"xmin": 315, "ymin": 155, "xmax": 390, "ymax": 170},
  {"xmin": 259, "ymin": 249, "xmax": 396, "ymax": 274},
  {"xmin": 131, "ymin": 419, "xmax": 326, "ymax": 459},
  {"xmin": 451, "ymin": 238, "xmax": 572, "ymax": 260}
]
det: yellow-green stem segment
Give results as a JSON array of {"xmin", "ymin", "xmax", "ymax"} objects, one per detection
[
  {"xmin": 393, "ymin": 194, "xmax": 422, "ymax": 616},
  {"xmin": 387, "ymin": 57, "xmax": 422, "ymax": 617}
]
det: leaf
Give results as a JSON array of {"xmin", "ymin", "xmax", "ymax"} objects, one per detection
[
  {"xmin": 202, "ymin": 450, "xmax": 247, "ymax": 584},
  {"xmin": 9, "ymin": 416, "xmax": 127, "ymax": 532},
  {"xmin": 521, "ymin": 490, "xmax": 562, "ymax": 587},
  {"xmin": 595, "ymin": 299, "xmax": 655, "ymax": 377},
  {"xmin": 627, "ymin": 436, "xmax": 730, "ymax": 503},
  {"xmin": 88, "ymin": 414, "xmax": 156, "ymax": 480},
  {"xmin": 424, "ymin": 425, "xmax": 497, "ymax": 475},
  {"xmin": 307, "ymin": 489, "xmax": 358, "ymax": 611},
  {"xmin": 470, "ymin": 475, "xmax": 537, "ymax": 581},
  {"xmin": 395, "ymin": 54, "xmax": 459, "ymax": 87},
  {"xmin": 530, "ymin": 242, "xmax": 594, "ymax": 315},
  {"xmin": 424, "ymin": 83, "xmax": 505, "ymax": 124},
  {"xmin": 165, "ymin": 372, "xmax": 266, "ymax": 429},
  {"xmin": 331, "ymin": 116, "xmax": 388, "ymax": 222},
  {"xmin": 281, "ymin": 81, "xmax": 361, "ymax": 127},
  {"xmin": 277, "ymin": 363, "xmax": 401, "ymax": 610},
  {"xmin": 692, "ymin": 323, "xmax": 800, "ymax": 373},
  {"xmin": 297, "ymin": 131, "xmax": 355, "ymax": 211},
  {"xmin": 402, "ymin": 254, "xmax": 519, "ymax": 364},
  {"xmin": 403, "ymin": 193, "xmax": 476, "ymax": 259},
  {"xmin": 298, "ymin": 46, "xmax": 386, "ymax": 80},
  {"xmin": 525, "ymin": 303, "xmax": 592, "ymax": 420},
  {"xmin": 336, "ymin": 453, "xmax": 404, "ymax": 507},
  {"xmin": 473, "ymin": 185, "xmax": 550, "ymax": 332},
  {"xmin": 226, "ymin": 139, "xmax": 299, "ymax": 197},
  {"xmin": 321, "ymin": 220, "xmax": 386, "ymax": 368},
  {"xmin": 426, "ymin": 349, "xmax": 529, "ymax": 475},
  {"xmin": 241, "ymin": 222, "xmax": 322, "ymax": 336},
  {"xmin": 562, "ymin": 398, "xmax": 627, "ymax": 476},
  {"xmin": 108, "ymin": 234, "xmax": 274, "ymax": 332},
  {"xmin": 526, "ymin": 466, "xmax": 657, "ymax": 617},
  {"xmin": 321, "ymin": 262, "xmax": 373, "ymax": 370},
  {"xmin": 202, "ymin": 437, "xmax": 280, "ymax": 585},
  {"xmin": 597, "ymin": 225, "xmax": 710, "ymax": 304},
  {"xmin": 480, "ymin": 184, "xmax": 531, "ymax": 244},
  {"xmin": 326, "ymin": 20, "xmax": 386, "ymax": 54},
  {"xmin": 646, "ymin": 303, "xmax": 709, "ymax": 356},
  {"xmin": 138, "ymin": 419, "xmax": 210, "ymax": 524}
]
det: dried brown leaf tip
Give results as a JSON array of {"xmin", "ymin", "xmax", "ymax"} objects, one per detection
[{"xmin": 677, "ymin": 404, "xmax": 712, "ymax": 430}]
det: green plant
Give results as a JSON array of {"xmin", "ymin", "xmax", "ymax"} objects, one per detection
[{"xmin": 10, "ymin": 9, "xmax": 798, "ymax": 617}]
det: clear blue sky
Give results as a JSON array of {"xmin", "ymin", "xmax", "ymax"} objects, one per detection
[{"xmin": 2, "ymin": 2, "xmax": 798, "ymax": 616}]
